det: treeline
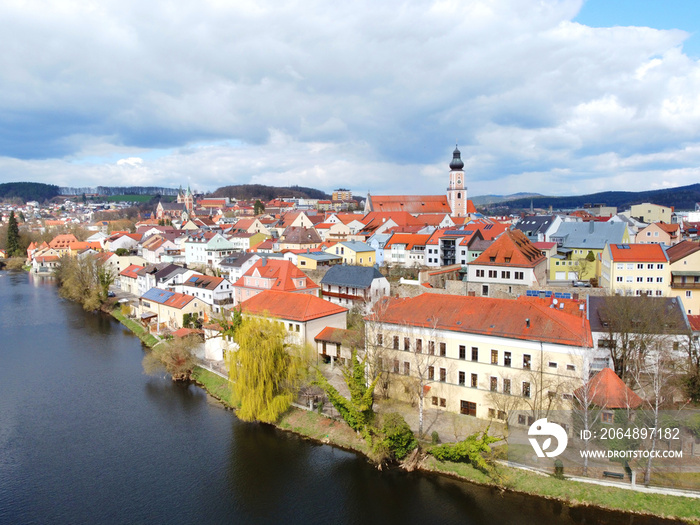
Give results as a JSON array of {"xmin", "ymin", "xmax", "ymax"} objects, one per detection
[
  {"xmin": 59, "ymin": 186, "xmax": 179, "ymax": 196},
  {"xmin": 497, "ymin": 183, "xmax": 700, "ymax": 212},
  {"xmin": 0, "ymin": 182, "xmax": 59, "ymax": 203},
  {"xmin": 211, "ymin": 184, "xmax": 330, "ymax": 201}
]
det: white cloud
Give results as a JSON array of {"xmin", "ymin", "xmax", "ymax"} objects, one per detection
[{"xmin": 0, "ymin": 0, "xmax": 698, "ymax": 199}]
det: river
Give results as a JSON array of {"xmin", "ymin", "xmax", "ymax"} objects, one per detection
[{"xmin": 0, "ymin": 272, "xmax": 683, "ymax": 524}]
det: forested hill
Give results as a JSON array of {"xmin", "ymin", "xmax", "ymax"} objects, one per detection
[
  {"xmin": 211, "ymin": 184, "xmax": 330, "ymax": 201},
  {"xmin": 497, "ymin": 183, "xmax": 700, "ymax": 211},
  {"xmin": 0, "ymin": 182, "xmax": 59, "ymax": 202}
]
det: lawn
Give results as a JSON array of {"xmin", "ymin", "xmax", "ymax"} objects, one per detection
[{"xmin": 110, "ymin": 309, "xmax": 160, "ymax": 347}]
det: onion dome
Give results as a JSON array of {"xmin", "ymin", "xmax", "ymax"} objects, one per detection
[{"xmin": 450, "ymin": 145, "xmax": 464, "ymax": 171}]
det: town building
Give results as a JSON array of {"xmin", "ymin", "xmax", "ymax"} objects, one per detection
[
  {"xmin": 320, "ymin": 265, "xmax": 390, "ymax": 309},
  {"xmin": 599, "ymin": 243, "xmax": 668, "ymax": 296},
  {"xmin": 232, "ymin": 258, "xmax": 319, "ymax": 305},
  {"xmin": 667, "ymin": 240, "xmax": 700, "ymax": 315}
]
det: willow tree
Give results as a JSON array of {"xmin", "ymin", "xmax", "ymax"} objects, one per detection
[{"xmin": 227, "ymin": 316, "xmax": 309, "ymax": 423}]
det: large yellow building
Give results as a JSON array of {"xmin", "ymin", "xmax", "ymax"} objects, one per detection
[
  {"xmin": 325, "ymin": 241, "xmax": 376, "ymax": 266},
  {"xmin": 600, "ymin": 243, "xmax": 668, "ymax": 296},
  {"xmin": 366, "ymin": 294, "xmax": 591, "ymax": 423}
]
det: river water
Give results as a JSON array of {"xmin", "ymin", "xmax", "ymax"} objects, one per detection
[{"xmin": 0, "ymin": 272, "xmax": 684, "ymax": 524}]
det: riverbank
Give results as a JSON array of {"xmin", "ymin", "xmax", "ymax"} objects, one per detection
[
  {"xmin": 191, "ymin": 366, "xmax": 699, "ymax": 524},
  {"xmin": 110, "ymin": 308, "xmax": 160, "ymax": 347}
]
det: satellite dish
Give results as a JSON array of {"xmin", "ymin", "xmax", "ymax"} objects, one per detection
[{"xmin": 552, "ymin": 298, "xmax": 558, "ymax": 305}]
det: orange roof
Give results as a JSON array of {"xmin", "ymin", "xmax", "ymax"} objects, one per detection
[
  {"xmin": 666, "ymin": 240, "xmax": 700, "ymax": 263},
  {"xmin": 49, "ymin": 234, "xmax": 79, "ymax": 249},
  {"xmin": 575, "ymin": 368, "xmax": 643, "ymax": 409},
  {"xmin": 172, "ymin": 328, "xmax": 204, "ymax": 338},
  {"xmin": 241, "ymin": 290, "xmax": 347, "ymax": 322},
  {"xmin": 470, "ymin": 229, "xmax": 545, "ymax": 267},
  {"xmin": 234, "ymin": 259, "xmax": 319, "ymax": 291},
  {"xmin": 370, "ymin": 293, "xmax": 592, "ymax": 347},
  {"xmin": 608, "ymin": 243, "xmax": 667, "ymax": 263},
  {"xmin": 657, "ymin": 223, "xmax": 680, "ymax": 235},
  {"xmin": 368, "ymin": 195, "xmax": 451, "ymax": 213},
  {"xmin": 120, "ymin": 264, "xmax": 143, "ymax": 279},
  {"xmin": 688, "ymin": 315, "xmax": 700, "ymax": 332},
  {"xmin": 361, "ymin": 211, "xmax": 423, "ymax": 229},
  {"xmin": 384, "ymin": 233, "xmax": 432, "ymax": 250}
]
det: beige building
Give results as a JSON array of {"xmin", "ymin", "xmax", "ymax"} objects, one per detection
[
  {"xmin": 367, "ymin": 294, "xmax": 591, "ymax": 422},
  {"xmin": 600, "ymin": 243, "xmax": 668, "ymax": 296},
  {"xmin": 635, "ymin": 222, "xmax": 681, "ymax": 245},
  {"xmin": 630, "ymin": 203, "xmax": 673, "ymax": 224},
  {"xmin": 667, "ymin": 240, "xmax": 700, "ymax": 315}
]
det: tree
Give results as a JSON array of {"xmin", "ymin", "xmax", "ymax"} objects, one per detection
[
  {"xmin": 226, "ymin": 316, "xmax": 309, "ymax": 423},
  {"xmin": 142, "ymin": 336, "xmax": 198, "ymax": 382},
  {"xmin": 574, "ymin": 252, "xmax": 595, "ymax": 282},
  {"xmin": 254, "ymin": 199, "xmax": 265, "ymax": 216},
  {"xmin": 97, "ymin": 264, "xmax": 115, "ymax": 301},
  {"xmin": 6, "ymin": 211, "xmax": 20, "ymax": 257}
]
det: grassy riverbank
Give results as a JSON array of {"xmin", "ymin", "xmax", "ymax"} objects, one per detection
[
  {"xmin": 191, "ymin": 366, "xmax": 699, "ymax": 523},
  {"xmin": 110, "ymin": 309, "xmax": 160, "ymax": 347}
]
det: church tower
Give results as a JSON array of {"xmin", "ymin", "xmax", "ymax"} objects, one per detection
[{"xmin": 447, "ymin": 145, "xmax": 467, "ymax": 217}]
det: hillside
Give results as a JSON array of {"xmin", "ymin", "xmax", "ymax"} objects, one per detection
[
  {"xmin": 0, "ymin": 182, "xmax": 59, "ymax": 203},
  {"xmin": 471, "ymin": 192, "xmax": 543, "ymax": 206},
  {"xmin": 491, "ymin": 183, "xmax": 700, "ymax": 212},
  {"xmin": 210, "ymin": 184, "xmax": 330, "ymax": 201}
]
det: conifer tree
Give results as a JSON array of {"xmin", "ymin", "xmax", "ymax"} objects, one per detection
[{"xmin": 6, "ymin": 211, "xmax": 20, "ymax": 257}]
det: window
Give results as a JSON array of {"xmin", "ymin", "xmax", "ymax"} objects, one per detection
[
  {"xmin": 488, "ymin": 408, "xmax": 496, "ymax": 419},
  {"xmin": 647, "ymin": 263, "xmax": 654, "ymax": 270},
  {"xmin": 377, "ymin": 333, "xmax": 383, "ymax": 345},
  {"xmin": 440, "ymin": 368, "xmax": 446, "ymax": 382},
  {"xmin": 523, "ymin": 354, "xmax": 531, "ymax": 369},
  {"xmin": 488, "ymin": 270, "xmax": 497, "ymax": 278},
  {"xmin": 476, "ymin": 269, "xmax": 484, "ymax": 277},
  {"xmin": 431, "ymin": 396, "xmax": 438, "ymax": 406},
  {"xmin": 548, "ymin": 361, "xmax": 557, "ymax": 369},
  {"xmin": 501, "ymin": 271, "xmax": 511, "ymax": 279},
  {"xmin": 637, "ymin": 263, "xmax": 644, "ymax": 269},
  {"xmin": 636, "ymin": 277, "xmax": 643, "ymax": 282},
  {"xmin": 616, "ymin": 263, "xmax": 624, "ymax": 270},
  {"xmin": 295, "ymin": 324, "xmax": 300, "ymax": 332},
  {"xmin": 626, "ymin": 263, "xmax": 634, "ymax": 270},
  {"xmin": 657, "ymin": 263, "xmax": 664, "ymax": 270},
  {"xmin": 393, "ymin": 336, "xmax": 399, "ymax": 350},
  {"xmin": 440, "ymin": 342, "xmax": 446, "ymax": 357},
  {"xmin": 460, "ymin": 400, "xmax": 477, "ymax": 417},
  {"xmin": 687, "ymin": 291, "xmax": 692, "ymax": 298},
  {"xmin": 404, "ymin": 362, "xmax": 410, "ymax": 375},
  {"xmin": 393, "ymin": 359, "xmax": 399, "ymax": 373},
  {"xmin": 646, "ymin": 277, "xmax": 653, "ymax": 283},
  {"xmin": 566, "ymin": 364, "xmax": 576, "ymax": 371},
  {"xmin": 504, "ymin": 351, "xmax": 511, "ymax": 367},
  {"xmin": 428, "ymin": 341, "xmax": 435, "ymax": 354},
  {"xmin": 656, "ymin": 277, "xmax": 663, "ymax": 283},
  {"xmin": 440, "ymin": 398, "xmax": 446, "ymax": 408},
  {"xmin": 503, "ymin": 378, "xmax": 511, "ymax": 395},
  {"xmin": 404, "ymin": 337, "xmax": 410, "ymax": 351},
  {"xmin": 471, "ymin": 373, "xmax": 478, "ymax": 388},
  {"xmin": 459, "ymin": 371, "xmax": 465, "ymax": 386},
  {"xmin": 522, "ymin": 382, "xmax": 531, "ymax": 398},
  {"xmin": 491, "ymin": 349, "xmax": 498, "ymax": 364},
  {"xmin": 490, "ymin": 377, "xmax": 497, "ymax": 392},
  {"xmin": 515, "ymin": 271, "xmax": 524, "ymax": 280},
  {"xmin": 497, "ymin": 410, "xmax": 506, "ymax": 420},
  {"xmin": 428, "ymin": 366, "xmax": 434, "ymax": 380},
  {"xmin": 416, "ymin": 339, "xmax": 422, "ymax": 353},
  {"xmin": 616, "ymin": 276, "xmax": 623, "ymax": 282},
  {"xmin": 601, "ymin": 411, "xmax": 614, "ymax": 424},
  {"xmin": 459, "ymin": 345, "xmax": 466, "ymax": 359},
  {"xmin": 471, "ymin": 347, "xmax": 478, "ymax": 361}
]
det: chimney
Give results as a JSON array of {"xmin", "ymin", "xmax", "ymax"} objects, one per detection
[
  {"xmin": 262, "ymin": 258, "xmax": 267, "ymax": 267},
  {"xmin": 525, "ymin": 318, "xmax": 530, "ymax": 328}
]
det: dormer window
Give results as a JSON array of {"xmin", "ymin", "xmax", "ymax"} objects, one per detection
[{"xmin": 489, "ymin": 256, "xmax": 496, "ymax": 262}]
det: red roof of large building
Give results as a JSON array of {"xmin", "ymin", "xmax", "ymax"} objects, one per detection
[
  {"xmin": 371, "ymin": 294, "xmax": 592, "ymax": 347},
  {"xmin": 120, "ymin": 264, "xmax": 143, "ymax": 279},
  {"xmin": 608, "ymin": 243, "xmax": 667, "ymax": 262},
  {"xmin": 470, "ymin": 229, "xmax": 545, "ymax": 267},
  {"xmin": 367, "ymin": 195, "xmax": 452, "ymax": 214},
  {"xmin": 241, "ymin": 290, "xmax": 347, "ymax": 322},
  {"xmin": 384, "ymin": 233, "xmax": 432, "ymax": 250},
  {"xmin": 574, "ymin": 368, "xmax": 643, "ymax": 409}
]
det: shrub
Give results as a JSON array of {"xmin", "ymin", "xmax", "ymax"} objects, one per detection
[
  {"xmin": 429, "ymin": 428, "xmax": 498, "ymax": 473},
  {"xmin": 379, "ymin": 412, "xmax": 417, "ymax": 460},
  {"xmin": 431, "ymin": 430, "xmax": 440, "ymax": 445}
]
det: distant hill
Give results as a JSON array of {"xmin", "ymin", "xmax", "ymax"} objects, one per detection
[
  {"xmin": 0, "ymin": 182, "xmax": 59, "ymax": 203},
  {"xmin": 471, "ymin": 192, "xmax": 543, "ymax": 206},
  {"xmin": 491, "ymin": 183, "xmax": 700, "ymax": 212},
  {"xmin": 211, "ymin": 184, "xmax": 330, "ymax": 201}
]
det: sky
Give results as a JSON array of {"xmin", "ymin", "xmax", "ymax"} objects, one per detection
[{"xmin": 1, "ymin": 0, "xmax": 700, "ymax": 198}]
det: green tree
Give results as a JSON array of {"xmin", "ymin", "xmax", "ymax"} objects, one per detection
[
  {"xmin": 97, "ymin": 265, "xmax": 115, "ymax": 301},
  {"xmin": 143, "ymin": 336, "xmax": 198, "ymax": 382},
  {"xmin": 6, "ymin": 211, "xmax": 20, "ymax": 257},
  {"xmin": 254, "ymin": 199, "xmax": 265, "ymax": 216},
  {"xmin": 429, "ymin": 428, "xmax": 499, "ymax": 473},
  {"xmin": 55, "ymin": 256, "xmax": 102, "ymax": 311},
  {"xmin": 226, "ymin": 316, "xmax": 309, "ymax": 423}
]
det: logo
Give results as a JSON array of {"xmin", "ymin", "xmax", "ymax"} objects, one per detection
[{"xmin": 528, "ymin": 418, "xmax": 568, "ymax": 458}]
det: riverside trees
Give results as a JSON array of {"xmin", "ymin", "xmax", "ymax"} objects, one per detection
[{"xmin": 54, "ymin": 255, "xmax": 115, "ymax": 311}]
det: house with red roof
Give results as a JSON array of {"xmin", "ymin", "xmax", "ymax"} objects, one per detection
[
  {"xmin": 178, "ymin": 273, "xmax": 233, "ymax": 314},
  {"xmin": 138, "ymin": 287, "xmax": 204, "ymax": 332},
  {"xmin": 367, "ymin": 293, "xmax": 591, "ymax": 420},
  {"xmin": 574, "ymin": 368, "xmax": 643, "ymax": 411},
  {"xmin": 635, "ymin": 222, "xmax": 681, "ymax": 246},
  {"xmin": 240, "ymin": 290, "xmax": 347, "ymax": 347},
  {"xmin": 600, "ymin": 243, "xmax": 668, "ymax": 296},
  {"xmin": 118, "ymin": 264, "xmax": 144, "ymax": 295},
  {"xmin": 667, "ymin": 240, "xmax": 700, "ymax": 315},
  {"xmin": 232, "ymin": 258, "xmax": 319, "ymax": 306},
  {"xmin": 384, "ymin": 233, "xmax": 432, "ymax": 267},
  {"xmin": 466, "ymin": 229, "xmax": 548, "ymax": 297}
]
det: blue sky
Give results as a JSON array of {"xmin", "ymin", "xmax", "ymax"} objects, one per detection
[{"xmin": 0, "ymin": 0, "xmax": 699, "ymax": 198}]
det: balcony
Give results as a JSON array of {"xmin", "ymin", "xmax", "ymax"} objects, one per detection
[{"xmin": 671, "ymin": 282, "xmax": 700, "ymax": 289}]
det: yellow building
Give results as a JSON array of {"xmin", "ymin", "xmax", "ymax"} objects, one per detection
[
  {"xmin": 630, "ymin": 203, "xmax": 673, "ymax": 224},
  {"xmin": 667, "ymin": 241, "xmax": 700, "ymax": 315},
  {"xmin": 324, "ymin": 241, "xmax": 375, "ymax": 266},
  {"xmin": 600, "ymin": 243, "xmax": 669, "ymax": 296},
  {"xmin": 366, "ymin": 294, "xmax": 590, "ymax": 423}
]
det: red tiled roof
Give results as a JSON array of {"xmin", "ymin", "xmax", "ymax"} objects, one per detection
[
  {"xmin": 234, "ymin": 259, "xmax": 319, "ymax": 291},
  {"xmin": 533, "ymin": 242, "xmax": 556, "ymax": 250},
  {"xmin": 172, "ymin": 328, "xmax": 204, "ymax": 338},
  {"xmin": 666, "ymin": 240, "xmax": 700, "ymax": 263},
  {"xmin": 688, "ymin": 315, "xmax": 700, "ymax": 332},
  {"xmin": 120, "ymin": 264, "xmax": 143, "ymax": 279},
  {"xmin": 241, "ymin": 290, "xmax": 347, "ymax": 322},
  {"xmin": 314, "ymin": 326, "xmax": 362, "ymax": 345},
  {"xmin": 370, "ymin": 293, "xmax": 592, "ymax": 347},
  {"xmin": 608, "ymin": 243, "xmax": 667, "ymax": 263},
  {"xmin": 384, "ymin": 233, "xmax": 431, "ymax": 250},
  {"xmin": 369, "ymin": 195, "xmax": 451, "ymax": 213},
  {"xmin": 183, "ymin": 274, "xmax": 225, "ymax": 290},
  {"xmin": 575, "ymin": 368, "xmax": 643, "ymax": 409},
  {"xmin": 470, "ymin": 229, "xmax": 546, "ymax": 267}
]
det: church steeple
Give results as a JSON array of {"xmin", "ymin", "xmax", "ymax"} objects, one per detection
[
  {"xmin": 450, "ymin": 144, "xmax": 464, "ymax": 171},
  {"xmin": 447, "ymin": 144, "xmax": 468, "ymax": 217}
]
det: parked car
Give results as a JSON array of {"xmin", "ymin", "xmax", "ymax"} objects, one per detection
[
  {"xmin": 573, "ymin": 281, "xmax": 591, "ymax": 288},
  {"xmin": 107, "ymin": 291, "xmax": 116, "ymax": 297}
]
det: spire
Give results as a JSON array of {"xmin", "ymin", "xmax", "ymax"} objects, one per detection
[{"xmin": 450, "ymin": 144, "xmax": 464, "ymax": 171}]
